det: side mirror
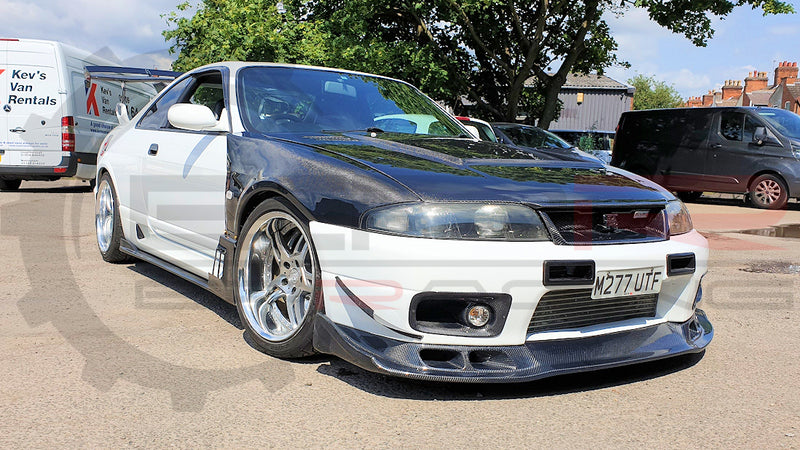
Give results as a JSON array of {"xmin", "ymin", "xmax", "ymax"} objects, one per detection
[
  {"xmin": 167, "ymin": 103, "xmax": 229, "ymax": 132},
  {"xmin": 462, "ymin": 124, "xmax": 480, "ymax": 139},
  {"xmin": 753, "ymin": 126, "xmax": 767, "ymax": 145},
  {"xmin": 115, "ymin": 103, "xmax": 130, "ymax": 125}
]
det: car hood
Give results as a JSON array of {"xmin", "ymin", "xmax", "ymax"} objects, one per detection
[{"xmin": 279, "ymin": 133, "xmax": 671, "ymax": 206}]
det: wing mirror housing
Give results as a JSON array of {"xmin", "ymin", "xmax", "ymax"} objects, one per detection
[
  {"xmin": 753, "ymin": 126, "xmax": 768, "ymax": 145},
  {"xmin": 167, "ymin": 103, "xmax": 229, "ymax": 132}
]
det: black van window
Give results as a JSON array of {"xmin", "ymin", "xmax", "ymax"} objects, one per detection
[
  {"xmin": 720, "ymin": 112, "xmax": 760, "ymax": 143},
  {"xmin": 720, "ymin": 111, "xmax": 744, "ymax": 141}
]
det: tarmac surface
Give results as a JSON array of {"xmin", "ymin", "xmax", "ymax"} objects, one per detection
[{"xmin": 1, "ymin": 180, "xmax": 798, "ymax": 448}]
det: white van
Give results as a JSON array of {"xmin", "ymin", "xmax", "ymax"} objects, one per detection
[{"xmin": 0, "ymin": 38, "xmax": 160, "ymax": 190}]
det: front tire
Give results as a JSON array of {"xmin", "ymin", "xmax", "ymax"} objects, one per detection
[
  {"xmin": 0, "ymin": 179, "xmax": 22, "ymax": 191},
  {"xmin": 95, "ymin": 174, "xmax": 133, "ymax": 263},
  {"xmin": 749, "ymin": 174, "xmax": 788, "ymax": 209},
  {"xmin": 235, "ymin": 199, "xmax": 320, "ymax": 358}
]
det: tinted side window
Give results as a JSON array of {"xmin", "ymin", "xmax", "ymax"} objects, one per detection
[
  {"xmin": 720, "ymin": 112, "xmax": 745, "ymax": 141},
  {"xmin": 743, "ymin": 115, "xmax": 759, "ymax": 143},
  {"xmin": 138, "ymin": 77, "xmax": 193, "ymax": 130}
]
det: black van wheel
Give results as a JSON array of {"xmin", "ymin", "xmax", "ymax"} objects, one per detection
[
  {"xmin": 749, "ymin": 174, "xmax": 788, "ymax": 210},
  {"xmin": 0, "ymin": 179, "xmax": 22, "ymax": 191},
  {"xmin": 676, "ymin": 191, "xmax": 703, "ymax": 202}
]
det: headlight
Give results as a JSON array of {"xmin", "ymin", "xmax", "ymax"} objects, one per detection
[
  {"xmin": 363, "ymin": 203, "xmax": 549, "ymax": 241},
  {"xmin": 792, "ymin": 143, "xmax": 800, "ymax": 159},
  {"xmin": 666, "ymin": 199, "xmax": 693, "ymax": 235}
]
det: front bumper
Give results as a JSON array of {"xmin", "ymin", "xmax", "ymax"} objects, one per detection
[{"xmin": 313, "ymin": 309, "xmax": 712, "ymax": 383}]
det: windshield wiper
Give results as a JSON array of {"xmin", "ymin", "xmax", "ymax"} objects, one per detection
[{"xmin": 322, "ymin": 127, "xmax": 385, "ymax": 134}]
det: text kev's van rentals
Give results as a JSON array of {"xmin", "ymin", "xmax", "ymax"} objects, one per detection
[{"xmin": 0, "ymin": 38, "xmax": 172, "ymax": 191}]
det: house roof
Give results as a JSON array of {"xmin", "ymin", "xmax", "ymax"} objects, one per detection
[
  {"xmin": 747, "ymin": 90, "xmax": 774, "ymax": 106},
  {"xmin": 525, "ymin": 73, "xmax": 631, "ymax": 90},
  {"xmin": 786, "ymin": 84, "xmax": 800, "ymax": 101}
]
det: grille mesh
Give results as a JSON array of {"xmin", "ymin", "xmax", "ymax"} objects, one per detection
[
  {"xmin": 528, "ymin": 289, "xmax": 658, "ymax": 333},
  {"xmin": 540, "ymin": 207, "xmax": 667, "ymax": 245}
]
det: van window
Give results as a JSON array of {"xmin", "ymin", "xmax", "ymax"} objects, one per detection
[
  {"xmin": 720, "ymin": 112, "xmax": 759, "ymax": 142},
  {"xmin": 619, "ymin": 110, "xmax": 710, "ymax": 149},
  {"xmin": 138, "ymin": 77, "xmax": 193, "ymax": 130}
]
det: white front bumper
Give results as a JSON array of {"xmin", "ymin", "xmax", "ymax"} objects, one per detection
[{"xmin": 310, "ymin": 222, "xmax": 709, "ymax": 347}]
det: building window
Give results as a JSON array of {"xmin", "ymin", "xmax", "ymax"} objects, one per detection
[{"xmin": 786, "ymin": 101, "xmax": 792, "ymax": 110}]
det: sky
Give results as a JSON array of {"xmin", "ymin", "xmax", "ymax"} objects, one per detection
[{"xmin": 2, "ymin": 1, "xmax": 799, "ymax": 100}]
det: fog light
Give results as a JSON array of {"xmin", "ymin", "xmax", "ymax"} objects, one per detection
[{"xmin": 466, "ymin": 304, "xmax": 492, "ymax": 327}]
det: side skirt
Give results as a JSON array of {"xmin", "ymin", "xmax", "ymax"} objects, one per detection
[{"xmin": 119, "ymin": 238, "xmax": 214, "ymax": 294}]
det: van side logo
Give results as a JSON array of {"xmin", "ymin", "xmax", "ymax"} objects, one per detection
[{"xmin": 86, "ymin": 82, "xmax": 99, "ymax": 116}]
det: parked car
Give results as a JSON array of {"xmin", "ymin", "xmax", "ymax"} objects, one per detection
[
  {"xmin": 96, "ymin": 62, "xmax": 711, "ymax": 382},
  {"xmin": 491, "ymin": 122, "xmax": 604, "ymax": 163},
  {"xmin": 551, "ymin": 129, "xmax": 614, "ymax": 164},
  {"xmin": 455, "ymin": 116, "xmax": 499, "ymax": 142},
  {"xmin": 612, "ymin": 107, "xmax": 800, "ymax": 209},
  {"xmin": 0, "ymin": 38, "xmax": 161, "ymax": 191}
]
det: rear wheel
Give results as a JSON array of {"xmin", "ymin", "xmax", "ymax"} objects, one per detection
[
  {"xmin": 235, "ymin": 199, "xmax": 320, "ymax": 358},
  {"xmin": 0, "ymin": 179, "xmax": 22, "ymax": 191},
  {"xmin": 95, "ymin": 174, "xmax": 133, "ymax": 263},
  {"xmin": 749, "ymin": 174, "xmax": 788, "ymax": 209}
]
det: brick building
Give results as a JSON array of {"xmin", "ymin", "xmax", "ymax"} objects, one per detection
[{"xmin": 685, "ymin": 62, "xmax": 800, "ymax": 114}]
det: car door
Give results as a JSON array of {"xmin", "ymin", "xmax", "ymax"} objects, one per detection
[
  {"xmin": 704, "ymin": 110, "xmax": 765, "ymax": 193},
  {"xmin": 133, "ymin": 70, "xmax": 228, "ymax": 276}
]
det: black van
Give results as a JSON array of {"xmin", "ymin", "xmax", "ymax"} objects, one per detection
[{"xmin": 612, "ymin": 107, "xmax": 800, "ymax": 209}]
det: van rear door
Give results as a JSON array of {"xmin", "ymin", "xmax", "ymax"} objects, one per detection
[
  {"xmin": 0, "ymin": 39, "xmax": 8, "ymax": 162},
  {"xmin": 2, "ymin": 40, "xmax": 63, "ymax": 168}
]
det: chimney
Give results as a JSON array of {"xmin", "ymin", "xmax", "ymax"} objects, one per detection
[
  {"xmin": 774, "ymin": 61, "xmax": 799, "ymax": 86},
  {"xmin": 721, "ymin": 80, "xmax": 743, "ymax": 100},
  {"xmin": 702, "ymin": 90, "xmax": 714, "ymax": 107},
  {"xmin": 744, "ymin": 70, "xmax": 769, "ymax": 93}
]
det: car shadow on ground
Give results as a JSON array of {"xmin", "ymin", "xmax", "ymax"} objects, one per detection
[
  {"xmin": 312, "ymin": 351, "xmax": 706, "ymax": 400},
  {"xmin": 128, "ymin": 262, "xmax": 243, "ymax": 329},
  {"xmin": 7, "ymin": 184, "xmax": 93, "ymax": 194}
]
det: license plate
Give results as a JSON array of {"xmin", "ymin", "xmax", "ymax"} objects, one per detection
[{"xmin": 592, "ymin": 267, "xmax": 663, "ymax": 299}]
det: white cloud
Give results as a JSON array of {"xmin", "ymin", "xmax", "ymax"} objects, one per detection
[{"xmin": 0, "ymin": 0, "xmax": 180, "ymax": 67}]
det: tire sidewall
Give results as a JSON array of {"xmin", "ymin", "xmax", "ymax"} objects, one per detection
[
  {"xmin": 96, "ymin": 174, "xmax": 130, "ymax": 262},
  {"xmin": 750, "ymin": 175, "xmax": 788, "ymax": 210},
  {"xmin": 234, "ymin": 198, "xmax": 321, "ymax": 358}
]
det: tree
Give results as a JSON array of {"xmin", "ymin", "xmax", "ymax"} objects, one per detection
[
  {"xmin": 628, "ymin": 74, "xmax": 684, "ymax": 110},
  {"xmin": 163, "ymin": 0, "xmax": 793, "ymax": 128}
]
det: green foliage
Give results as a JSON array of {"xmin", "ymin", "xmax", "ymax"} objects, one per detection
[
  {"xmin": 628, "ymin": 74, "xmax": 685, "ymax": 110},
  {"xmin": 162, "ymin": 0, "xmax": 793, "ymax": 127}
]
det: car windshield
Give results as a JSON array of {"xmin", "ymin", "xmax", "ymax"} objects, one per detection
[
  {"xmin": 238, "ymin": 66, "xmax": 465, "ymax": 137},
  {"xmin": 495, "ymin": 124, "xmax": 572, "ymax": 149},
  {"xmin": 758, "ymin": 109, "xmax": 800, "ymax": 141}
]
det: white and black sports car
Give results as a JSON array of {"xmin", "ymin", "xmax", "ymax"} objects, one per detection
[{"xmin": 95, "ymin": 62, "xmax": 712, "ymax": 382}]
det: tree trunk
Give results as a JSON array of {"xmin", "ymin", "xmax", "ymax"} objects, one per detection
[{"xmin": 537, "ymin": 75, "xmax": 566, "ymax": 129}]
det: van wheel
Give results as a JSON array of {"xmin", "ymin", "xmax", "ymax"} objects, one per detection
[
  {"xmin": 677, "ymin": 191, "xmax": 703, "ymax": 202},
  {"xmin": 95, "ymin": 174, "xmax": 133, "ymax": 263},
  {"xmin": 749, "ymin": 174, "xmax": 788, "ymax": 209},
  {"xmin": 0, "ymin": 179, "xmax": 22, "ymax": 191}
]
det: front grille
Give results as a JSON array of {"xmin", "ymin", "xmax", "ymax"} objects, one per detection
[
  {"xmin": 540, "ymin": 206, "xmax": 667, "ymax": 245},
  {"xmin": 528, "ymin": 289, "xmax": 658, "ymax": 333}
]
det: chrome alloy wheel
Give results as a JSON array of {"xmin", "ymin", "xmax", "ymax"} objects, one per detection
[
  {"xmin": 95, "ymin": 179, "xmax": 115, "ymax": 253},
  {"xmin": 754, "ymin": 178, "xmax": 782, "ymax": 206},
  {"xmin": 237, "ymin": 211, "xmax": 316, "ymax": 342}
]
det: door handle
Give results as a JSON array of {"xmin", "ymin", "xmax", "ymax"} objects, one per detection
[
  {"xmin": 148, "ymin": 144, "xmax": 158, "ymax": 156},
  {"xmin": 710, "ymin": 143, "xmax": 722, "ymax": 149},
  {"xmin": 10, "ymin": 127, "xmax": 26, "ymax": 133}
]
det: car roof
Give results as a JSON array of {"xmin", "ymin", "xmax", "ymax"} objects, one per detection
[{"xmin": 187, "ymin": 61, "xmax": 411, "ymax": 86}]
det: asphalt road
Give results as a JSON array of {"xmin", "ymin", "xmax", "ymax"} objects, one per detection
[{"xmin": 1, "ymin": 180, "xmax": 798, "ymax": 448}]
